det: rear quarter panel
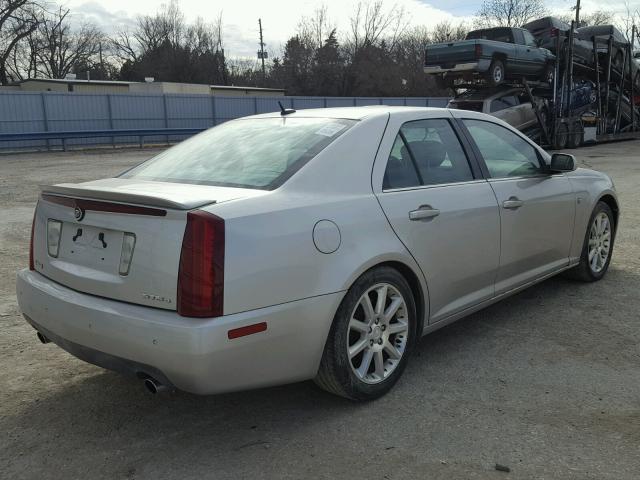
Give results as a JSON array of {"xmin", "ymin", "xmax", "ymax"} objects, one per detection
[
  {"xmin": 566, "ymin": 168, "xmax": 617, "ymax": 262},
  {"xmin": 204, "ymin": 115, "xmax": 426, "ymax": 317}
]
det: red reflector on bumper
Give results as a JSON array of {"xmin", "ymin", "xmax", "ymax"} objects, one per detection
[{"xmin": 228, "ymin": 322, "xmax": 267, "ymax": 340}]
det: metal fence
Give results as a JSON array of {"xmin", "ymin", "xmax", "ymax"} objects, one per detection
[{"xmin": 0, "ymin": 91, "xmax": 448, "ymax": 150}]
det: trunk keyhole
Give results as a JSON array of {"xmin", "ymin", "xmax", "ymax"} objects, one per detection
[
  {"xmin": 98, "ymin": 233, "xmax": 107, "ymax": 249},
  {"xmin": 73, "ymin": 228, "xmax": 83, "ymax": 242}
]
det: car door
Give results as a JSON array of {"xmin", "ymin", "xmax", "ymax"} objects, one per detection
[
  {"xmin": 517, "ymin": 29, "xmax": 546, "ymax": 76},
  {"xmin": 372, "ymin": 113, "xmax": 500, "ymax": 323},
  {"xmin": 457, "ymin": 117, "xmax": 575, "ymax": 294}
]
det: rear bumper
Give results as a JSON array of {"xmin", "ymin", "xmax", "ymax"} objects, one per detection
[
  {"xmin": 16, "ymin": 269, "xmax": 343, "ymax": 395},
  {"xmin": 424, "ymin": 59, "xmax": 490, "ymax": 75}
]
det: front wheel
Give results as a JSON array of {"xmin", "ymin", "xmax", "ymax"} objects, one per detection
[
  {"xmin": 565, "ymin": 201, "xmax": 616, "ymax": 282},
  {"xmin": 314, "ymin": 266, "xmax": 417, "ymax": 401}
]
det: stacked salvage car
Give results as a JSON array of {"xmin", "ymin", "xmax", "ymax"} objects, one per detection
[{"xmin": 425, "ymin": 16, "xmax": 640, "ymax": 147}]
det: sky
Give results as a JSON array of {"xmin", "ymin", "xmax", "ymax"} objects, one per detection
[{"xmin": 64, "ymin": 0, "xmax": 640, "ymax": 59}]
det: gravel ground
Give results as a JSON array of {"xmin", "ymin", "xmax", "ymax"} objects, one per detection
[{"xmin": 0, "ymin": 144, "xmax": 639, "ymax": 480}]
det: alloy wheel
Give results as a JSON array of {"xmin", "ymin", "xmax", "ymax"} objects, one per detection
[
  {"xmin": 588, "ymin": 212, "xmax": 612, "ymax": 273},
  {"xmin": 347, "ymin": 283, "xmax": 409, "ymax": 384}
]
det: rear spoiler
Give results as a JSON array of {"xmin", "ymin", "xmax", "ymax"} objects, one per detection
[{"xmin": 41, "ymin": 184, "xmax": 216, "ymax": 210}]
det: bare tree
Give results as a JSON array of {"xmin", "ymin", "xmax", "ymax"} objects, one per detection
[
  {"xmin": 298, "ymin": 4, "xmax": 334, "ymax": 49},
  {"xmin": 134, "ymin": 0, "xmax": 185, "ymax": 53},
  {"xmin": 618, "ymin": 1, "xmax": 640, "ymax": 42},
  {"xmin": 347, "ymin": 1, "xmax": 408, "ymax": 54},
  {"xmin": 0, "ymin": 0, "xmax": 42, "ymax": 84},
  {"xmin": 475, "ymin": 0, "xmax": 547, "ymax": 28},
  {"xmin": 34, "ymin": 6, "xmax": 103, "ymax": 79},
  {"xmin": 430, "ymin": 20, "xmax": 468, "ymax": 43}
]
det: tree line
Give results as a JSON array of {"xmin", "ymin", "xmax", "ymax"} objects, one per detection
[{"xmin": 0, "ymin": 0, "xmax": 631, "ymax": 96}]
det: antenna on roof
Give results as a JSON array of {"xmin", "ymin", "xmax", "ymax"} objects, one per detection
[{"xmin": 278, "ymin": 100, "xmax": 296, "ymax": 116}]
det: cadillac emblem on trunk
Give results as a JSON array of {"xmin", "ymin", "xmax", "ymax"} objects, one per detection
[{"xmin": 74, "ymin": 205, "xmax": 85, "ymax": 221}]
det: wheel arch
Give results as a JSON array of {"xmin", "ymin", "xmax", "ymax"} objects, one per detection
[
  {"xmin": 598, "ymin": 193, "xmax": 620, "ymax": 229},
  {"xmin": 342, "ymin": 259, "xmax": 428, "ymax": 337}
]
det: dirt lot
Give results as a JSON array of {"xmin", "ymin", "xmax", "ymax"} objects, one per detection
[{"xmin": 1, "ymin": 143, "xmax": 639, "ymax": 480}]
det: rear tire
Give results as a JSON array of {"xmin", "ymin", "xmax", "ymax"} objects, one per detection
[
  {"xmin": 554, "ymin": 122, "xmax": 568, "ymax": 149},
  {"xmin": 567, "ymin": 121, "xmax": 583, "ymax": 149},
  {"xmin": 314, "ymin": 266, "xmax": 417, "ymax": 401},
  {"xmin": 565, "ymin": 201, "xmax": 615, "ymax": 282},
  {"xmin": 486, "ymin": 59, "xmax": 505, "ymax": 86}
]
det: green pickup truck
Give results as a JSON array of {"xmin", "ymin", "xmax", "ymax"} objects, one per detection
[{"xmin": 424, "ymin": 27, "xmax": 555, "ymax": 87}]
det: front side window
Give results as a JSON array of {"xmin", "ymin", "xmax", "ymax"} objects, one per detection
[
  {"xmin": 121, "ymin": 117, "xmax": 356, "ymax": 189},
  {"xmin": 463, "ymin": 119, "xmax": 543, "ymax": 178},
  {"xmin": 383, "ymin": 118, "xmax": 474, "ymax": 189}
]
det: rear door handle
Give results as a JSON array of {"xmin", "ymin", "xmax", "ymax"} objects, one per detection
[
  {"xmin": 502, "ymin": 197, "xmax": 524, "ymax": 210},
  {"xmin": 409, "ymin": 205, "xmax": 440, "ymax": 221}
]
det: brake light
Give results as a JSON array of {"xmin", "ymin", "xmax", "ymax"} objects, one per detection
[
  {"xmin": 29, "ymin": 208, "xmax": 36, "ymax": 270},
  {"xmin": 475, "ymin": 44, "xmax": 483, "ymax": 57},
  {"xmin": 177, "ymin": 210, "xmax": 225, "ymax": 318}
]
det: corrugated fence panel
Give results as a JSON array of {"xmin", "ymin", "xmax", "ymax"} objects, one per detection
[
  {"xmin": 0, "ymin": 92, "xmax": 449, "ymax": 150},
  {"xmin": 0, "ymin": 92, "xmax": 47, "ymax": 149},
  {"xmin": 325, "ymin": 97, "xmax": 356, "ymax": 107},
  {"xmin": 290, "ymin": 97, "xmax": 326, "ymax": 109},
  {"xmin": 45, "ymin": 93, "xmax": 111, "ymax": 147},
  {"xmin": 355, "ymin": 98, "xmax": 382, "ymax": 106},
  {"xmin": 427, "ymin": 98, "xmax": 449, "ymax": 107},
  {"xmin": 215, "ymin": 96, "xmax": 257, "ymax": 122}
]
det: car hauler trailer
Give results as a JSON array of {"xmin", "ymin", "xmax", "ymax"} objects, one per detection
[{"xmin": 426, "ymin": 21, "xmax": 640, "ymax": 149}]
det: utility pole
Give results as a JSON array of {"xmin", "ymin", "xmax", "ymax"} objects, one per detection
[
  {"xmin": 258, "ymin": 18, "xmax": 267, "ymax": 82},
  {"xmin": 574, "ymin": 0, "xmax": 581, "ymax": 27}
]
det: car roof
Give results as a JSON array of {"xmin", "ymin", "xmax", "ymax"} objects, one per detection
[
  {"xmin": 250, "ymin": 106, "xmax": 452, "ymax": 121},
  {"xmin": 453, "ymin": 87, "xmax": 522, "ymax": 101}
]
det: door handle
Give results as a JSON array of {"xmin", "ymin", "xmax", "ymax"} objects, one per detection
[
  {"xmin": 409, "ymin": 205, "xmax": 440, "ymax": 221},
  {"xmin": 502, "ymin": 197, "xmax": 524, "ymax": 210}
]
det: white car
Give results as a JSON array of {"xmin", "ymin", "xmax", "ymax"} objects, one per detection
[{"xmin": 17, "ymin": 106, "xmax": 619, "ymax": 401}]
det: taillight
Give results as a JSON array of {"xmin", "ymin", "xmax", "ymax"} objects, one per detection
[
  {"xmin": 29, "ymin": 208, "xmax": 36, "ymax": 270},
  {"xmin": 177, "ymin": 210, "xmax": 225, "ymax": 318},
  {"xmin": 475, "ymin": 44, "xmax": 483, "ymax": 57}
]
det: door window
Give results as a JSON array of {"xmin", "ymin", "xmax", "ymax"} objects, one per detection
[
  {"xmin": 383, "ymin": 119, "xmax": 474, "ymax": 189},
  {"xmin": 523, "ymin": 30, "xmax": 537, "ymax": 47},
  {"xmin": 463, "ymin": 119, "xmax": 543, "ymax": 178}
]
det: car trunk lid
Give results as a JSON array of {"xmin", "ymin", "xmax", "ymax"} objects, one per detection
[{"xmin": 33, "ymin": 179, "xmax": 265, "ymax": 311}]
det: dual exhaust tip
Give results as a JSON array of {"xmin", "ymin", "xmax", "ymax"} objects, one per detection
[
  {"xmin": 143, "ymin": 377, "xmax": 168, "ymax": 394},
  {"xmin": 36, "ymin": 331, "xmax": 168, "ymax": 394}
]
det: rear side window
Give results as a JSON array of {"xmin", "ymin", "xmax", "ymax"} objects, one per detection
[
  {"xmin": 121, "ymin": 117, "xmax": 356, "ymax": 190},
  {"xmin": 383, "ymin": 119, "xmax": 474, "ymax": 189},
  {"xmin": 463, "ymin": 119, "xmax": 542, "ymax": 178}
]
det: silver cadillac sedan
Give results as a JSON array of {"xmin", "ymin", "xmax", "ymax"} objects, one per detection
[{"xmin": 16, "ymin": 106, "xmax": 618, "ymax": 401}]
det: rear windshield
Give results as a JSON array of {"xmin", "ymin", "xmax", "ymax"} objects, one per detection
[
  {"xmin": 120, "ymin": 117, "xmax": 357, "ymax": 189},
  {"xmin": 466, "ymin": 28, "xmax": 514, "ymax": 43}
]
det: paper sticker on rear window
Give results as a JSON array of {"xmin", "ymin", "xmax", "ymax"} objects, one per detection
[{"xmin": 315, "ymin": 123, "xmax": 346, "ymax": 137}]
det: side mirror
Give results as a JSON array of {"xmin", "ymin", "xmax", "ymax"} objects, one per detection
[{"xmin": 550, "ymin": 153, "xmax": 576, "ymax": 172}]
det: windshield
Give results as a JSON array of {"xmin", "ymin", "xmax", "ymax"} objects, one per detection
[{"xmin": 121, "ymin": 117, "xmax": 357, "ymax": 189}]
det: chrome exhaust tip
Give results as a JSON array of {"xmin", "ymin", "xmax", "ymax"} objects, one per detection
[
  {"xmin": 143, "ymin": 377, "xmax": 167, "ymax": 394},
  {"xmin": 36, "ymin": 331, "xmax": 50, "ymax": 344}
]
